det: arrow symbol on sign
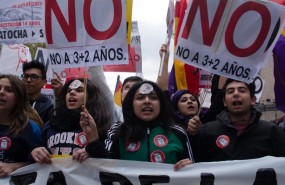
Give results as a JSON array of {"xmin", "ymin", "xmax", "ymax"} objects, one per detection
[{"xmin": 32, "ymin": 31, "xmax": 35, "ymax": 37}]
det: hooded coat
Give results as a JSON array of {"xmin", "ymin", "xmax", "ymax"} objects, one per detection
[{"xmin": 29, "ymin": 94, "xmax": 54, "ymax": 124}]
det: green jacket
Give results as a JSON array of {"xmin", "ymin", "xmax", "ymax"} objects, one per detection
[{"xmin": 108, "ymin": 124, "xmax": 194, "ymax": 164}]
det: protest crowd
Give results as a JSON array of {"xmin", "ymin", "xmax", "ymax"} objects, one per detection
[{"xmin": 1, "ymin": 0, "xmax": 285, "ymax": 184}]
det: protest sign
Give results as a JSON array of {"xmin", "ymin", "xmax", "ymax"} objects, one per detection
[
  {"xmin": 46, "ymin": 0, "xmax": 128, "ymax": 68},
  {"xmin": 34, "ymin": 47, "xmax": 88, "ymax": 84},
  {"xmin": 1, "ymin": 156, "xmax": 285, "ymax": 185},
  {"xmin": 0, "ymin": 44, "xmax": 31, "ymax": 76},
  {"xmin": 103, "ymin": 21, "xmax": 142, "ymax": 73},
  {"xmin": 0, "ymin": 0, "xmax": 45, "ymax": 44},
  {"xmin": 175, "ymin": 0, "xmax": 285, "ymax": 83}
]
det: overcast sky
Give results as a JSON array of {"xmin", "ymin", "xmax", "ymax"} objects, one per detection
[{"xmin": 105, "ymin": 0, "xmax": 172, "ymax": 92}]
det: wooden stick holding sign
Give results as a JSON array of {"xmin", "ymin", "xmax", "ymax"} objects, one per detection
[
  {"xmin": 83, "ymin": 69, "xmax": 88, "ymax": 106},
  {"xmin": 158, "ymin": 0, "xmax": 174, "ymax": 77}
]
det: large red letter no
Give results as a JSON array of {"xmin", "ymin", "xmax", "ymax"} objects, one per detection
[
  {"xmin": 45, "ymin": 0, "xmax": 76, "ymax": 44},
  {"xmin": 225, "ymin": 2, "xmax": 271, "ymax": 57},
  {"xmin": 83, "ymin": 0, "xmax": 122, "ymax": 40},
  {"xmin": 181, "ymin": 0, "xmax": 228, "ymax": 46}
]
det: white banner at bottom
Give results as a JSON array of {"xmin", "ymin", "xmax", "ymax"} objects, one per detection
[{"xmin": 1, "ymin": 156, "xmax": 285, "ymax": 185}]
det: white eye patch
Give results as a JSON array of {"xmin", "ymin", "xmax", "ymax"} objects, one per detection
[
  {"xmin": 69, "ymin": 80, "xmax": 82, "ymax": 89},
  {"xmin": 139, "ymin": 83, "xmax": 154, "ymax": 94}
]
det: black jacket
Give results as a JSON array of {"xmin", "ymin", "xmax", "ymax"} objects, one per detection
[
  {"xmin": 194, "ymin": 107, "xmax": 285, "ymax": 162},
  {"xmin": 30, "ymin": 94, "xmax": 54, "ymax": 124}
]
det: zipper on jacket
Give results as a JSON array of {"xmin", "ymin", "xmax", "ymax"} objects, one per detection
[{"xmin": 147, "ymin": 127, "xmax": 150, "ymax": 162}]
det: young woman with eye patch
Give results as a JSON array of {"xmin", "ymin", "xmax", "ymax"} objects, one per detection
[
  {"xmin": 79, "ymin": 81, "xmax": 195, "ymax": 171},
  {"xmin": 31, "ymin": 78, "xmax": 110, "ymax": 164}
]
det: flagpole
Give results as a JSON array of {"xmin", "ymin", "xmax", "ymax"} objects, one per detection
[
  {"xmin": 159, "ymin": 0, "xmax": 174, "ymax": 76},
  {"xmin": 158, "ymin": 37, "xmax": 169, "ymax": 76}
]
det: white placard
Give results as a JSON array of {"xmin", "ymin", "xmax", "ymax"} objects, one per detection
[
  {"xmin": 175, "ymin": 0, "xmax": 285, "ymax": 83},
  {"xmin": 0, "ymin": 0, "xmax": 45, "ymax": 44},
  {"xmin": 1, "ymin": 156, "xmax": 285, "ymax": 185},
  {"xmin": 46, "ymin": 0, "xmax": 128, "ymax": 68}
]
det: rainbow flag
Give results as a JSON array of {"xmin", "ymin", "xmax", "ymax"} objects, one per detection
[
  {"xmin": 273, "ymin": 29, "xmax": 285, "ymax": 112},
  {"xmin": 168, "ymin": 0, "xmax": 200, "ymax": 96},
  {"xmin": 114, "ymin": 75, "xmax": 122, "ymax": 107}
]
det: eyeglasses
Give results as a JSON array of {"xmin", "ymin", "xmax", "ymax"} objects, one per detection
[{"xmin": 21, "ymin": 74, "xmax": 43, "ymax": 82}]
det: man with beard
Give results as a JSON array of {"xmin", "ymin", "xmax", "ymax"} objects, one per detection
[
  {"xmin": 194, "ymin": 78, "xmax": 285, "ymax": 162},
  {"xmin": 22, "ymin": 60, "xmax": 54, "ymax": 124}
]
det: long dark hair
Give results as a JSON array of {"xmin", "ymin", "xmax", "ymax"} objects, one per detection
[
  {"xmin": 118, "ymin": 81, "xmax": 173, "ymax": 142},
  {"xmin": 0, "ymin": 74, "xmax": 30, "ymax": 135},
  {"xmin": 56, "ymin": 78, "xmax": 110, "ymax": 138}
]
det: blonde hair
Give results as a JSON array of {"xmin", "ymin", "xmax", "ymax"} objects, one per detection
[{"xmin": 27, "ymin": 106, "xmax": 44, "ymax": 128}]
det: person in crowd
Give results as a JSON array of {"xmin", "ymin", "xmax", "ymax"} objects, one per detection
[
  {"xmin": 89, "ymin": 44, "xmax": 171, "ymax": 157},
  {"xmin": 170, "ymin": 85, "xmax": 226, "ymax": 134},
  {"xmin": 0, "ymin": 74, "xmax": 41, "ymax": 177},
  {"xmin": 22, "ymin": 60, "xmax": 54, "ymax": 123},
  {"xmin": 114, "ymin": 76, "xmax": 144, "ymax": 123},
  {"xmin": 88, "ymin": 66, "xmax": 143, "ymax": 124},
  {"xmin": 170, "ymin": 88, "xmax": 226, "ymax": 160},
  {"xmin": 31, "ymin": 78, "xmax": 110, "ymax": 164},
  {"xmin": 103, "ymin": 45, "xmax": 176, "ymax": 158},
  {"xmin": 159, "ymin": 44, "xmax": 224, "ymax": 135},
  {"xmin": 171, "ymin": 90, "xmax": 202, "ymax": 135},
  {"xmin": 121, "ymin": 76, "xmax": 144, "ymax": 102},
  {"xmin": 79, "ymin": 81, "xmax": 194, "ymax": 171},
  {"xmin": 194, "ymin": 78, "xmax": 285, "ymax": 162}
]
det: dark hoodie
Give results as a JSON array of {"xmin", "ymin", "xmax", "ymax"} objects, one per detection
[
  {"xmin": 29, "ymin": 94, "xmax": 54, "ymax": 124},
  {"xmin": 32, "ymin": 108, "xmax": 85, "ymax": 157}
]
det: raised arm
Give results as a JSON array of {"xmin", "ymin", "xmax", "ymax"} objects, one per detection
[
  {"xmin": 156, "ymin": 44, "xmax": 170, "ymax": 91},
  {"xmin": 88, "ymin": 66, "xmax": 118, "ymax": 125}
]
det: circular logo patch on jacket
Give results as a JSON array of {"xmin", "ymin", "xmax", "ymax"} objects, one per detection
[
  {"xmin": 154, "ymin": 135, "xmax": 168, "ymax": 148},
  {"xmin": 150, "ymin": 150, "xmax": 165, "ymax": 163},
  {"xmin": 125, "ymin": 141, "xmax": 140, "ymax": 152},
  {"xmin": 75, "ymin": 132, "xmax": 88, "ymax": 147},
  {"xmin": 216, "ymin": 135, "xmax": 230, "ymax": 148},
  {"xmin": 0, "ymin": 136, "xmax": 11, "ymax": 150}
]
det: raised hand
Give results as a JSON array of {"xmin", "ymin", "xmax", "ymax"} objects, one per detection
[
  {"xmin": 187, "ymin": 115, "xmax": 202, "ymax": 135},
  {"xmin": 51, "ymin": 71, "xmax": 63, "ymax": 99},
  {"xmin": 80, "ymin": 105, "xmax": 99, "ymax": 142}
]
